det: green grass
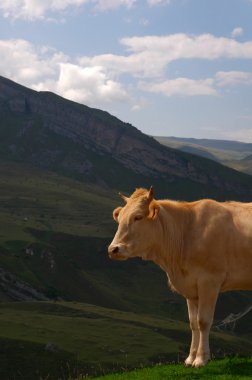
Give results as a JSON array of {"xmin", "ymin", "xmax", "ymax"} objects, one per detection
[
  {"xmin": 90, "ymin": 357, "xmax": 252, "ymax": 380},
  {"xmin": 0, "ymin": 302, "xmax": 251, "ymax": 380}
]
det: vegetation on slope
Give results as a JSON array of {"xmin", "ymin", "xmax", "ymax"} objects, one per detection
[{"xmin": 0, "ymin": 302, "xmax": 251, "ymax": 380}]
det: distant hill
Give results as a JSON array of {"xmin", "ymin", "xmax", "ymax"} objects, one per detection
[
  {"xmin": 155, "ymin": 136, "xmax": 252, "ymax": 176},
  {"xmin": 1, "ymin": 76, "xmax": 252, "ymax": 201}
]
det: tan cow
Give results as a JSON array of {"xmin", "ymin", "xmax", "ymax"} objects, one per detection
[{"xmin": 108, "ymin": 187, "xmax": 252, "ymax": 367}]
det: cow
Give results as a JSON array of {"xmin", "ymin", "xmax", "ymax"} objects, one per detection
[{"xmin": 108, "ymin": 187, "xmax": 252, "ymax": 368}]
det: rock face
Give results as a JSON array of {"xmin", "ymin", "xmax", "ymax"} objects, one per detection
[
  {"xmin": 0, "ymin": 267, "xmax": 48, "ymax": 301},
  {"xmin": 1, "ymin": 75, "xmax": 252, "ymax": 200}
]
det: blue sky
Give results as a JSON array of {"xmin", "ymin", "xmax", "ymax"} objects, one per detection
[{"xmin": 0, "ymin": 0, "xmax": 252, "ymax": 141}]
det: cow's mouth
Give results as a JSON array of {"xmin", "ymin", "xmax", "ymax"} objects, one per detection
[{"xmin": 108, "ymin": 252, "xmax": 128, "ymax": 261}]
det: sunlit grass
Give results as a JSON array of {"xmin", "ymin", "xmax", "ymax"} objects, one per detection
[{"xmin": 90, "ymin": 357, "xmax": 252, "ymax": 380}]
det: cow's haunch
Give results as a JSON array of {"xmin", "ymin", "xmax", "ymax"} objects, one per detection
[{"xmin": 108, "ymin": 187, "xmax": 252, "ymax": 367}]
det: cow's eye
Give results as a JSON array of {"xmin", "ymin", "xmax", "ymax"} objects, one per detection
[{"xmin": 134, "ymin": 215, "xmax": 143, "ymax": 222}]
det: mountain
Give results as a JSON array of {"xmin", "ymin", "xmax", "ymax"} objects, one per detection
[
  {"xmin": 155, "ymin": 136, "xmax": 252, "ymax": 176},
  {"xmin": 1, "ymin": 75, "xmax": 252, "ymax": 201}
]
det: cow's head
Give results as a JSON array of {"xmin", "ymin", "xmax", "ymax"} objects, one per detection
[{"xmin": 108, "ymin": 187, "xmax": 160, "ymax": 261}]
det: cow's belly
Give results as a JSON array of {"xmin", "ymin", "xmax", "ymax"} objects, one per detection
[
  {"xmin": 222, "ymin": 247, "xmax": 252, "ymax": 291},
  {"xmin": 221, "ymin": 269, "xmax": 252, "ymax": 291}
]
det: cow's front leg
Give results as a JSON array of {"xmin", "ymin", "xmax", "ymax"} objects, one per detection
[
  {"xmin": 185, "ymin": 298, "xmax": 199, "ymax": 366},
  {"xmin": 192, "ymin": 282, "xmax": 219, "ymax": 368}
]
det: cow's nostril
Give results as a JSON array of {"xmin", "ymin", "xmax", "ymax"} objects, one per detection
[
  {"xmin": 108, "ymin": 245, "xmax": 119, "ymax": 255},
  {"xmin": 112, "ymin": 246, "xmax": 119, "ymax": 254}
]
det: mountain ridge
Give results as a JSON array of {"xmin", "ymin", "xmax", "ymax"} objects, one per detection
[{"xmin": 1, "ymin": 75, "xmax": 252, "ymax": 200}]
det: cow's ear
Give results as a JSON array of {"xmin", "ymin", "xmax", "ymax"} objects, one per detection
[
  {"xmin": 113, "ymin": 207, "xmax": 122, "ymax": 222},
  {"xmin": 148, "ymin": 201, "xmax": 159, "ymax": 220}
]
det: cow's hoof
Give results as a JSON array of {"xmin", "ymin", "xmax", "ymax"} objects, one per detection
[
  {"xmin": 192, "ymin": 357, "xmax": 209, "ymax": 368},
  {"xmin": 184, "ymin": 355, "xmax": 195, "ymax": 367}
]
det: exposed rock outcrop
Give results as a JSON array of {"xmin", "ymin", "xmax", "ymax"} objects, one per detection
[{"xmin": 0, "ymin": 267, "xmax": 48, "ymax": 301}]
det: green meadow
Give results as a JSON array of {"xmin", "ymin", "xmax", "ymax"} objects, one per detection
[{"xmin": 0, "ymin": 301, "xmax": 251, "ymax": 380}]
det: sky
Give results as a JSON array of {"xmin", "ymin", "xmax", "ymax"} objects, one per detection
[{"xmin": 0, "ymin": 0, "xmax": 252, "ymax": 142}]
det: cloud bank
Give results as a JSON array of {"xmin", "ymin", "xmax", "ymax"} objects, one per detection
[
  {"xmin": 0, "ymin": 0, "xmax": 168, "ymax": 20},
  {"xmin": 0, "ymin": 33, "xmax": 252, "ymax": 108}
]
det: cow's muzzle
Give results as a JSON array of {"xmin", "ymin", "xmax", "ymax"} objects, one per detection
[{"xmin": 108, "ymin": 244, "xmax": 128, "ymax": 261}]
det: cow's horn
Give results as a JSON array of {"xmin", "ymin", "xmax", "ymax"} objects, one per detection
[
  {"xmin": 119, "ymin": 192, "xmax": 129, "ymax": 203},
  {"xmin": 148, "ymin": 186, "xmax": 154, "ymax": 201}
]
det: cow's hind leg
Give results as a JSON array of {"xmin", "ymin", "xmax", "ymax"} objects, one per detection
[
  {"xmin": 192, "ymin": 281, "xmax": 219, "ymax": 368},
  {"xmin": 185, "ymin": 298, "xmax": 199, "ymax": 366}
]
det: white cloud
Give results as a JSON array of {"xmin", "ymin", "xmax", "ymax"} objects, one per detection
[
  {"xmin": 79, "ymin": 33, "xmax": 252, "ymax": 80},
  {"xmin": 0, "ymin": 39, "xmax": 129, "ymax": 107},
  {"xmin": 1, "ymin": 34, "xmax": 252, "ymax": 107},
  {"xmin": 140, "ymin": 77, "xmax": 217, "ymax": 97},
  {"xmin": 147, "ymin": 0, "xmax": 171, "ymax": 6},
  {"xmin": 0, "ymin": 0, "xmax": 135, "ymax": 20},
  {"xmin": 0, "ymin": 39, "xmax": 64, "ymax": 81},
  {"xmin": 215, "ymin": 71, "xmax": 252, "ymax": 87},
  {"xmin": 55, "ymin": 63, "xmax": 129, "ymax": 104},
  {"xmin": 231, "ymin": 27, "xmax": 243, "ymax": 38},
  {"xmin": 139, "ymin": 71, "xmax": 252, "ymax": 97},
  {"xmin": 0, "ymin": 0, "xmax": 87, "ymax": 20},
  {"xmin": 121, "ymin": 33, "xmax": 252, "ymax": 60},
  {"xmin": 94, "ymin": 0, "xmax": 135, "ymax": 11}
]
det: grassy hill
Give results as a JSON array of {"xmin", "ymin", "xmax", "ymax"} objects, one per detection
[
  {"xmin": 0, "ymin": 158, "xmax": 185, "ymax": 312},
  {"xmin": 0, "ymin": 159, "xmax": 251, "ymax": 379},
  {"xmin": 0, "ymin": 301, "xmax": 252, "ymax": 380},
  {"xmin": 0, "ymin": 158, "xmax": 250, "ymax": 310}
]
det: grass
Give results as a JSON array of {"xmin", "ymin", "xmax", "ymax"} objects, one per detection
[
  {"xmin": 0, "ymin": 158, "xmax": 189, "ymax": 312},
  {"xmin": 0, "ymin": 159, "xmax": 117, "ymax": 241},
  {"xmin": 90, "ymin": 357, "xmax": 252, "ymax": 380},
  {"xmin": 0, "ymin": 160, "xmax": 252, "ymax": 380},
  {"xmin": 0, "ymin": 302, "xmax": 251, "ymax": 380}
]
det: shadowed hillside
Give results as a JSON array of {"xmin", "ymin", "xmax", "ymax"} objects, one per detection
[{"xmin": 1, "ymin": 76, "xmax": 252, "ymax": 201}]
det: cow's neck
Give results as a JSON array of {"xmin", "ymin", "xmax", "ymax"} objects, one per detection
[{"xmin": 148, "ymin": 200, "xmax": 191, "ymax": 291}]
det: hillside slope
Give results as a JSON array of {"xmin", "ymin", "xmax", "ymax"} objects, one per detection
[
  {"xmin": 1, "ymin": 76, "xmax": 252, "ymax": 200},
  {"xmin": 0, "ymin": 159, "xmax": 180, "ymax": 314}
]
